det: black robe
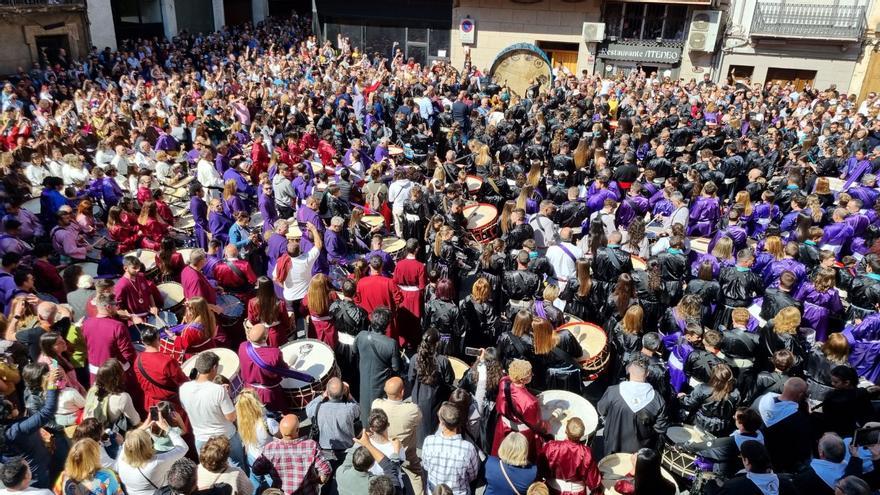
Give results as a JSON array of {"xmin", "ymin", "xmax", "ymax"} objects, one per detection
[
  {"xmin": 460, "ymin": 296, "xmax": 499, "ymax": 349},
  {"xmin": 354, "ymin": 331, "xmax": 403, "ymax": 420},
  {"xmin": 597, "ymin": 382, "xmax": 668, "ymax": 454},
  {"xmin": 558, "ymin": 279, "xmax": 604, "ymax": 323},
  {"xmin": 717, "ymin": 473, "xmax": 798, "ymax": 495},
  {"xmin": 407, "ymin": 355, "xmax": 455, "ymax": 445},
  {"xmin": 759, "ymin": 288, "xmax": 802, "ymax": 321},
  {"xmin": 423, "ymin": 299, "xmax": 462, "ymax": 355}
]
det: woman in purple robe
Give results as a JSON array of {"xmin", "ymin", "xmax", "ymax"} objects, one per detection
[
  {"xmin": 208, "ymin": 198, "xmax": 233, "ymax": 245},
  {"xmin": 763, "ymin": 242, "xmax": 807, "ymax": 289},
  {"xmin": 821, "ymin": 211, "xmax": 856, "ymax": 257},
  {"xmin": 843, "ymin": 312, "xmax": 880, "ymax": 382},
  {"xmin": 753, "ymin": 235, "xmax": 783, "ymax": 279},
  {"xmin": 190, "ymin": 184, "xmax": 210, "ymax": 250},
  {"xmin": 749, "ymin": 191, "xmax": 781, "ymax": 237},
  {"xmin": 691, "ymin": 236, "xmax": 735, "ymax": 279},
  {"xmin": 795, "ymin": 268, "xmax": 844, "ymax": 342},
  {"xmin": 687, "ymin": 182, "xmax": 721, "ymax": 236},
  {"xmin": 221, "ymin": 180, "xmax": 247, "ymax": 218},
  {"xmin": 258, "ymin": 183, "xmax": 278, "ymax": 235}
]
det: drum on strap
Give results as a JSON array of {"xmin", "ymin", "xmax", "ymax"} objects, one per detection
[
  {"xmin": 599, "ymin": 453, "xmax": 680, "ymax": 495},
  {"xmin": 465, "ymin": 175, "xmax": 483, "ymax": 197},
  {"xmin": 181, "ymin": 348, "xmax": 242, "ymax": 396},
  {"xmin": 280, "ymin": 339, "xmax": 340, "ymax": 409},
  {"xmin": 557, "ymin": 322, "xmax": 610, "ymax": 380},
  {"xmin": 828, "ymin": 177, "xmax": 846, "ymax": 193},
  {"xmin": 286, "ymin": 218, "xmax": 303, "ymax": 240},
  {"xmin": 128, "ymin": 322, "xmax": 157, "ymax": 345},
  {"xmin": 381, "ymin": 237, "xmax": 406, "ymax": 260},
  {"xmin": 22, "ymin": 197, "xmax": 41, "ymax": 215},
  {"xmin": 448, "ymin": 357, "xmax": 469, "ymax": 383},
  {"xmin": 662, "ymin": 425, "xmax": 714, "ymax": 481},
  {"xmin": 216, "ymin": 294, "xmax": 245, "ymax": 328},
  {"xmin": 362, "ymin": 215, "xmax": 384, "ymax": 230},
  {"xmin": 157, "ymin": 282, "xmax": 185, "ymax": 313},
  {"xmin": 463, "ymin": 203, "xmax": 499, "ymax": 244},
  {"xmin": 691, "ymin": 237, "xmax": 711, "ymax": 255},
  {"xmin": 537, "ymin": 389, "xmax": 599, "ymax": 441},
  {"xmin": 147, "ymin": 310, "xmax": 179, "ymax": 329},
  {"xmin": 177, "ymin": 215, "xmax": 196, "ymax": 234},
  {"xmin": 178, "ymin": 249, "xmax": 195, "ymax": 264},
  {"xmin": 631, "ymin": 255, "xmax": 647, "ymax": 271},
  {"xmin": 124, "ymin": 249, "xmax": 158, "ymax": 277}
]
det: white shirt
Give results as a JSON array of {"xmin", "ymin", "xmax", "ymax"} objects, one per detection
[
  {"xmin": 117, "ymin": 430, "xmax": 188, "ymax": 495},
  {"xmin": 663, "ymin": 205, "xmax": 689, "ymax": 231},
  {"xmin": 196, "ymin": 159, "xmax": 224, "ymax": 190},
  {"xmin": 274, "ymin": 246, "xmax": 320, "ymax": 301},
  {"xmin": 546, "ymin": 241, "xmax": 582, "ymax": 281},
  {"xmin": 111, "ymin": 154, "xmax": 130, "ymax": 176},
  {"xmin": 25, "ymin": 164, "xmax": 51, "ymax": 186},
  {"xmin": 387, "ymin": 179, "xmax": 413, "ymax": 210},
  {"xmin": 179, "ymin": 380, "xmax": 236, "ymax": 441},
  {"xmin": 62, "ymin": 164, "xmax": 89, "ymax": 186}
]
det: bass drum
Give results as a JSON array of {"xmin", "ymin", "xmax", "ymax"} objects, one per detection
[{"xmin": 489, "ymin": 43, "xmax": 553, "ymax": 98}]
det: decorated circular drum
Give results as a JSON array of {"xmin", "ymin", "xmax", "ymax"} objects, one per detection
[
  {"xmin": 22, "ymin": 198, "xmax": 41, "ymax": 215},
  {"xmin": 250, "ymin": 211, "xmax": 264, "ymax": 230},
  {"xmin": 78, "ymin": 262, "xmax": 99, "ymax": 277},
  {"xmin": 691, "ymin": 237, "xmax": 711, "ymax": 255},
  {"xmin": 280, "ymin": 339, "xmax": 337, "ymax": 390},
  {"xmin": 124, "ymin": 249, "xmax": 157, "ymax": 273},
  {"xmin": 537, "ymin": 389, "xmax": 599, "ymax": 441},
  {"xmin": 557, "ymin": 321, "xmax": 609, "ymax": 376},
  {"xmin": 381, "ymin": 237, "xmax": 406, "ymax": 257},
  {"xmin": 448, "ymin": 357, "xmax": 469, "ymax": 382},
  {"xmin": 465, "ymin": 175, "xmax": 483, "ymax": 193},
  {"xmin": 157, "ymin": 282, "xmax": 185, "ymax": 311},
  {"xmin": 362, "ymin": 215, "xmax": 384, "ymax": 229},
  {"xmin": 599, "ymin": 453, "xmax": 679, "ymax": 495},
  {"xmin": 388, "ymin": 145, "xmax": 404, "ymax": 156},
  {"xmin": 178, "ymin": 248, "xmax": 194, "ymax": 264},
  {"xmin": 666, "ymin": 425, "xmax": 711, "ymax": 445},
  {"xmin": 181, "ymin": 348, "xmax": 241, "ymax": 382},
  {"xmin": 631, "ymin": 255, "xmax": 647, "ymax": 271},
  {"xmin": 463, "ymin": 203, "xmax": 497, "ymax": 231},
  {"xmin": 177, "ymin": 215, "xmax": 195, "ymax": 231}
]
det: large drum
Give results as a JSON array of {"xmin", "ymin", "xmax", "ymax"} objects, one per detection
[
  {"xmin": 157, "ymin": 282, "xmax": 185, "ymax": 313},
  {"xmin": 465, "ymin": 175, "xmax": 483, "ymax": 196},
  {"xmin": 463, "ymin": 203, "xmax": 498, "ymax": 243},
  {"xmin": 599, "ymin": 453, "xmax": 679, "ymax": 495},
  {"xmin": 285, "ymin": 217, "xmax": 303, "ymax": 240},
  {"xmin": 691, "ymin": 237, "xmax": 711, "ymax": 255},
  {"xmin": 631, "ymin": 255, "xmax": 647, "ymax": 271},
  {"xmin": 537, "ymin": 389, "xmax": 599, "ymax": 441},
  {"xmin": 77, "ymin": 262, "xmax": 99, "ymax": 277},
  {"xmin": 448, "ymin": 357, "xmax": 469, "ymax": 383},
  {"xmin": 181, "ymin": 348, "xmax": 243, "ymax": 396},
  {"xmin": 178, "ymin": 248, "xmax": 195, "ymax": 264},
  {"xmin": 124, "ymin": 249, "xmax": 158, "ymax": 277},
  {"xmin": 22, "ymin": 198, "xmax": 41, "ymax": 215},
  {"xmin": 280, "ymin": 339, "xmax": 340, "ymax": 409},
  {"xmin": 557, "ymin": 322, "xmax": 610, "ymax": 380},
  {"xmin": 216, "ymin": 294, "xmax": 245, "ymax": 328},
  {"xmin": 362, "ymin": 215, "xmax": 384, "ymax": 229},
  {"xmin": 388, "ymin": 145, "xmax": 404, "ymax": 157},
  {"xmin": 662, "ymin": 425, "xmax": 714, "ymax": 481},
  {"xmin": 381, "ymin": 237, "xmax": 406, "ymax": 260},
  {"xmin": 828, "ymin": 177, "xmax": 846, "ymax": 193}
]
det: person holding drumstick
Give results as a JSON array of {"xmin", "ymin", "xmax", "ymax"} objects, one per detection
[{"xmin": 114, "ymin": 255, "xmax": 163, "ymax": 326}]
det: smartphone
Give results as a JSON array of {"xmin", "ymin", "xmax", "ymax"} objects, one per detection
[
  {"xmin": 464, "ymin": 347, "xmax": 482, "ymax": 357},
  {"xmin": 149, "ymin": 406, "xmax": 159, "ymax": 422},
  {"xmin": 853, "ymin": 426, "xmax": 880, "ymax": 447}
]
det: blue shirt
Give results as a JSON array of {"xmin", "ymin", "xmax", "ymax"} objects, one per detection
[{"xmin": 484, "ymin": 457, "xmax": 536, "ymax": 495}]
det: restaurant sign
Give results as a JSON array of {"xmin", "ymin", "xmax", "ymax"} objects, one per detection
[{"xmin": 598, "ymin": 43, "xmax": 682, "ymax": 64}]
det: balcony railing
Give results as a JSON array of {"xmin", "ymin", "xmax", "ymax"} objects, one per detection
[
  {"xmin": 751, "ymin": 1, "xmax": 866, "ymax": 40},
  {"xmin": 0, "ymin": 0, "xmax": 83, "ymax": 5}
]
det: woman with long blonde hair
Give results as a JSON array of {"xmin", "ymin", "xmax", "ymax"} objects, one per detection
[
  {"xmin": 117, "ymin": 420, "xmax": 188, "ymax": 495},
  {"xmin": 526, "ymin": 162, "xmax": 542, "ymax": 188},
  {"xmin": 56, "ymin": 439, "xmax": 125, "ymax": 495},
  {"xmin": 165, "ymin": 297, "xmax": 217, "ymax": 361},
  {"xmin": 235, "ymin": 388, "xmax": 278, "ymax": 487},
  {"xmin": 497, "ymin": 310, "xmax": 533, "ymax": 369},
  {"xmin": 222, "ymin": 179, "xmax": 246, "ymax": 217},
  {"xmin": 761, "ymin": 305, "xmax": 807, "ymax": 370},
  {"xmin": 304, "ymin": 274, "xmax": 337, "ymax": 348},
  {"xmin": 531, "ymin": 317, "xmax": 583, "ymax": 392},
  {"xmin": 733, "ymin": 190, "xmax": 753, "ymax": 219},
  {"xmin": 499, "ymin": 200, "xmax": 515, "ymax": 236}
]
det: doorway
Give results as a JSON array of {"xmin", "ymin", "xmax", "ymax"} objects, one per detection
[
  {"xmin": 538, "ymin": 41, "xmax": 580, "ymax": 77},
  {"xmin": 765, "ymin": 68, "xmax": 816, "ymax": 91},
  {"xmin": 35, "ymin": 35, "xmax": 70, "ymax": 68},
  {"xmin": 224, "ymin": 0, "xmax": 252, "ymax": 27}
]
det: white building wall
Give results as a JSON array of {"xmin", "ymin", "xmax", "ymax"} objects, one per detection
[{"xmin": 87, "ymin": 0, "xmax": 117, "ymax": 50}]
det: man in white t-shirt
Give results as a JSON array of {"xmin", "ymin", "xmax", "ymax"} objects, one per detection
[
  {"xmin": 0, "ymin": 458, "xmax": 53, "ymax": 495},
  {"xmin": 179, "ymin": 351, "xmax": 243, "ymax": 467},
  {"xmin": 274, "ymin": 222, "xmax": 322, "ymax": 308},
  {"xmin": 546, "ymin": 227, "xmax": 583, "ymax": 290}
]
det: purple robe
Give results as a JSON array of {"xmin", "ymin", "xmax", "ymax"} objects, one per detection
[
  {"xmin": 688, "ymin": 196, "xmax": 720, "ymax": 236},
  {"xmin": 749, "ymin": 202, "xmax": 780, "ymax": 236},
  {"xmin": 588, "ymin": 181, "xmax": 622, "ymax": 199},
  {"xmin": 652, "ymin": 198, "xmax": 673, "ymax": 217},
  {"xmin": 204, "ymin": 254, "xmax": 221, "ymax": 281},
  {"xmin": 762, "ymin": 258, "xmax": 807, "ymax": 288},
  {"xmin": 155, "ymin": 133, "xmax": 178, "ymax": 152},
  {"xmin": 296, "ymin": 205, "xmax": 327, "ymax": 275},
  {"xmin": 266, "ymin": 233, "xmax": 288, "ymax": 278},
  {"xmin": 344, "ymin": 148, "xmax": 373, "ymax": 168},
  {"xmin": 795, "ymin": 282, "xmax": 843, "ymax": 342},
  {"xmin": 374, "ymin": 146, "xmax": 389, "ymax": 163},
  {"xmin": 223, "ymin": 196, "xmax": 246, "ymax": 218},
  {"xmin": 586, "ymin": 188, "xmax": 618, "ymax": 214},
  {"xmin": 365, "ymin": 249, "xmax": 394, "ymax": 277},
  {"xmin": 648, "ymin": 188, "xmax": 667, "ymax": 209},
  {"xmin": 222, "ymin": 168, "xmax": 252, "ymax": 195},
  {"xmin": 844, "ymin": 314, "xmax": 880, "ymax": 382},
  {"xmin": 709, "ymin": 225, "xmax": 748, "ymax": 253},
  {"xmin": 190, "ymin": 196, "xmax": 209, "ymax": 249},
  {"xmin": 186, "ymin": 148, "xmax": 200, "ymax": 165},
  {"xmin": 690, "ymin": 253, "xmax": 733, "ymax": 279},
  {"xmin": 666, "ymin": 337, "xmax": 693, "ymax": 393},
  {"xmin": 208, "ymin": 211, "xmax": 233, "ymax": 245},
  {"xmin": 617, "ymin": 195, "xmax": 649, "ymax": 228},
  {"xmin": 325, "ymin": 229, "xmax": 350, "ymax": 265},
  {"xmin": 843, "ymin": 157, "xmax": 872, "ymax": 190},
  {"xmin": 258, "ymin": 194, "xmax": 278, "ymax": 234},
  {"xmin": 848, "ymin": 186, "xmax": 879, "ymax": 209},
  {"xmin": 821, "ymin": 222, "xmax": 855, "ymax": 256}
]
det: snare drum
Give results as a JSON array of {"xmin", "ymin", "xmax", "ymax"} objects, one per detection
[
  {"xmin": 557, "ymin": 322, "xmax": 610, "ymax": 379},
  {"xmin": 217, "ymin": 294, "xmax": 245, "ymax": 328},
  {"xmin": 362, "ymin": 215, "xmax": 384, "ymax": 229},
  {"xmin": 599, "ymin": 453, "xmax": 679, "ymax": 495},
  {"xmin": 128, "ymin": 322, "xmax": 157, "ymax": 344},
  {"xmin": 280, "ymin": 339, "xmax": 340, "ymax": 409},
  {"xmin": 147, "ymin": 310, "xmax": 178, "ymax": 329},
  {"xmin": 631, "ymin": 255, "xmax": 647, "ymax": 271},
  {"xmin": 465, "ymin": 175, "xmax": 483, "ymax": 196},
  {"xmin": 381, "ymin": 237, "xmax": 406, "ymax": 259},
  {"xmin": 448, "ymin": 357, "xmax": 469, "ymax": 382},
  {"xmin": 388, "ymin": 145, "xmax": 404, "ymax": 156},
  {"xmin": 177, "ymin": 215, "xmax": 196, "ymax": 233},
  {"xmin": 157, "ymin": 282, "xmax": 185, "ymax": 312},
  {"xmin": 691, "ymin": 237, "xmax": 711, "ymax": 255},
  {"xmin": 463, "ymin": 203, "xmax": 499, "ymax": 243},
  {"xmin": 178, "ymin": 248, "xmax": 195, "ymax": 264},
  {"xmin": 124, "ymin": 249, "xmax": 158, "ymax": 277},
  {"xmin": 181, "ymin": 348, "xmax": 243, "ymax": 396},
  {"xmin": 538, "ymin": 389, "xmax": 599, "ymax": 441},
  {"xmin": 662, "ymin": 426, "xmax": 713, "ymax": 481}
]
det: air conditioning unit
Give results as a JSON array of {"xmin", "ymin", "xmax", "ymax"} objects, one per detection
[
  {"xmin": 687, "ymin": 10, "xmax": 722, "ymax": 52},
  {"xmin": 583, "ymin": 22, "xmax": 606, "ymax": 43}
]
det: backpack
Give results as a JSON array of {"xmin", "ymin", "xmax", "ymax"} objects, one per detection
[
  {"xmin": 365, "ymin": 184, "xmax": 385, "ymax": 212},
  {"xmin": 84, "ymin": 388, "xmax": 131, "ymax": 434}
]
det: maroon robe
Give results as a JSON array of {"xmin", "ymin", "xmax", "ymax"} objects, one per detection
[
  {"xmin": 392, "ymin": 257, "xmax": 427, "ymax": 347},
  {"xmin": 493, "ymin": 376, "xmax": 543, "ymax": 462},
  {"xmin": 539, "ymin": 440, "xmax": 603, "ymax": 494},
  {"xmin": 114, "ymin": 274, "xmax": 163, "ymax": 316},
  {"xmin": 181, "ymin": 265, "xmax": 217, "ymax": 304},
  {"xmin": 354, "ymin": 274, "xmax": 404, "ymax": 342},
  {"xmin": 237, "ymin": 342, "xmax": 289, "ymax": 412},
  {"xmin": 82, "ymin": 315, "xmax": 141, "ymax": 410}
]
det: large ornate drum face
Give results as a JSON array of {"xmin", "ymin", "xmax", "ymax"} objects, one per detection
[
  {"xmin": 490, "ymin": 44, "xmax": 553, "ymax": 97},
  {"xmin": 537, "ymin": 389, "xmax": 599, "ymax": 441},
  {"xmin": 280, "ymin": 339, "xmax": 337, "ymax": 390},
  {"xmin": 691, "ymin": 237, "xmax": 711, "ymax": 255},
  {"xmin": 448, "ymin": 357, "xmax": 469, "ymax": 382},
  {"xmin": 157, "ymin": 282, "xmax": 185, "ymax": 310},
  {"xmin": 631, "ymin": 255, "xmax": 647, "ymax": 271},
  {"xmin": 381, "ymin": 237, "xmax": 406, "ymax": 258},
  {"xmin": 181, "ymin": 348, "xmax": 242, "ymax": 395},
  {"xmin": 465, "ymin": 175, "xmax": 483, "ymax": 193},
  {"xmin": 463, "ymin": 204, "xmax": 498, "ymax": 231}
]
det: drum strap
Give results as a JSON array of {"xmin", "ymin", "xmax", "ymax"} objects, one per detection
[
  {"xmin": 224, "ymin": 261, "xmax": 249, "ymax": 286},
  {"xmin": 499, "ymin": 461, "xmax": 522, "ymax": 495},
  {"xmin": 245, "ymin": 343, "xmax": 316, "ymax": 383},
  {"xmin": 136, "ymin": 356, "xmax": 178, "ymax": 395},
  {"xmin": 604, "ymin": 247, "xmax": 623, "ymax": 271}
]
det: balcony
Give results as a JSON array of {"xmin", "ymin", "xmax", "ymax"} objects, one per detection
[
  {"xmin": 0, "ymin": 0, "xmax": 83, "ymax": 5},
  {"xmin": 751, "ymin": 1, "xmax": 867, "ymax": 41}
]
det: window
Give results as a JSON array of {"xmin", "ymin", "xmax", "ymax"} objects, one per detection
[
  {"xmin": 605, "ymin": 2, "xmax": 690, "ymax": 41},
  {"xmin": 728, "ymin": 65, "xmax": 754, "ymax": 82}
]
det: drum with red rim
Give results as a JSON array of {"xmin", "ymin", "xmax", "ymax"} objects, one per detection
[
  {"xmin": 463, "ymin": 203, "xmax": 498, "ymax": 243},
  {"xmin": 280, "ymin": 339, "xmax": 339, "ymax": 409},
  {"xmin": 557, "ymin": 321, "xmax": 610, "ymax": 379}
]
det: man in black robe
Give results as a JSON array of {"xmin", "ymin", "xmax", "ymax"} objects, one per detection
[
  {"xmin": 760, "ymin": 270, "xmax": 802, "ymax": 321},
  {"xmin": 756, "ymin": 377, "xmax": 813, "ymax": 474},
  {"xmin": 597, "ymin": 355, "xmax": 668, "ymax": 454},
  {"xmin": 716, "ymin": 440, "xmax": 798, "ymax": 495},
  {"xmin": 353, "ymin": 307, "xmax": 403, "ymax": 421}
]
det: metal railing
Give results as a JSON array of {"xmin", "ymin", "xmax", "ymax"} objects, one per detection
[
  {"xmin": 751, "ymin": 1, "xmax": 867, "ymax": 40},
  {"xmin": 0, "ymin": 0, "xmax": 83, "ymax": 5}
]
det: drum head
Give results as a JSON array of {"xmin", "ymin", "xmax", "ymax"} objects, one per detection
[
  {"xmin": 564, "ymin": 313, "xmax": 583, "ymax": 323},
  {"xmin": 631, "ymin": 255, "xmax": 647, "ymax": 271},
  {"xmin": 22, "ymin": 198, "xmax": 41, "ymax": 215},
  {"xmin": 599, "ymin": 454, "xmax": 680, "ymax": 495},
  {"xmin": 537, "ymin": 389, "xmax": 599, "ymax": 441},
  {"xmin": 667, "ymin": 425, "xmax": 710, "ymax": 444},
  {"xmin": 125, "ymin": 249, "xmax": 157, "ymax": 271},
  {"xmin": 828, "ymin": 177, "xmax": 845, "ymax": 192},
  {"xmin": 362, "ymin": 215, "xmax": 384, "ymax": 228},
  {"xmin": 287, "ymin": 224, "xmax": 302, "ymax": 240},
  {"xmin": 280, "ymin": 339, "xmax": 336, "ymax": 389},
  {"xmin": 250, "ymin": 212, "xmax": 264, "ymax": 230},
  {"xmin": 178, "ymin": 249, "xmax": 194, "ymax": 264},
  {"xmin": 559, "ymin": 322, "xmax": 607, "ymax": 359},
  {"xmin": 338, "ymin": 332, "xmax": 355, "ymax": 346},
  {"xmin": 691, "ymin": 238, "xmax": 711, "ymax": 255},
  {"xmin": 178, "ymin": 216, "xmax": 196, "ymax": 230},
  {"xmin": 463, "ymin": 204, "xmax": 498, "ymax": 230},
  {"xmin": 217, "ymin": 294, "xmax": 244, "ymax": 317},
  {"xmin": 388, "ymin": 146, "xmax": 404, "ymax": 155},
  {"xmin": 157, "ymin": 282, "xmax": 184, "ymax": 309},
  {"xmin": 465, "ymin": 175, "xmax": 483, "ymax": 192},
  {"xmin": 78, "ymin": 262, "xmax": 99, "ymax": 277},
  {"xmin": 448, "ymin": 357, "xmax": 469, "ymax": 381},
  {"xmin": 381, "ymin": 237, "xmax": 406, "ymax": 254},
  {"xmin": 170, "ymin": 204, "xmax": 188, "ymax": 217}
]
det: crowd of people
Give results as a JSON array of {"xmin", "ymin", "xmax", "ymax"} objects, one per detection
[{"xmin": 0, "ymin": 9, "xmax": 877, "ymax": 495}]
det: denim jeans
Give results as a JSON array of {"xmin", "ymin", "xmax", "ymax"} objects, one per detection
[
  {"xmin": 248, "ymin": 453, "xmax": 273, "ymax": 493},
  {"xmin": 195, "ymin": 431, "xmax": 244, "ymax": 468}
]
